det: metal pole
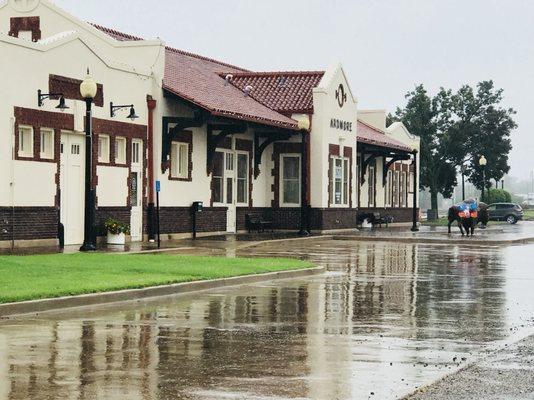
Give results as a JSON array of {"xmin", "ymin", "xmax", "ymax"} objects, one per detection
[
  {"xmin": 299, "ymin": 131, "xmax": 310, "ymax": 236},
  {"xmin": 411, "ymin": 150, "xmax": 419, "ymax": 232},
  {"xmin": 156, "ymin": 190, "xmax": 161, "ymax": 249},
  {"xmin": 80, "ymin": 98, "xmax": 96, "ymax": 251},
  {"xmin": 481, "ymin": 168, "xmax": 486, "ymax": 202},
  {"xmin": 461, "ymin": 170, "xmax": 466, "ymax": 201}
]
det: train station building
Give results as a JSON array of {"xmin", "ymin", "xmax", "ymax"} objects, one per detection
[{"xmin": 0, "ymin": 0, "xmax": 419, "ymax": 248}]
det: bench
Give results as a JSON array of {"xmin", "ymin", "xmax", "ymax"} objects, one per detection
[
  {"xmin": 357, "ymin": 212, "xmax": 393, "ymax": 228},
  {"xmin": 245, "ymin": 213, "xmax": 274, "ymax": 233}
]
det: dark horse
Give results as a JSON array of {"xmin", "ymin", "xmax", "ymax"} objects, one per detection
[{"xmin": 447, "ymin": 202, "xmax": 489, "ymax": 236}]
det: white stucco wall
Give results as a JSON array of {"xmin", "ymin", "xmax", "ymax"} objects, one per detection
[
  {"xmin": 310, "ymin": 63, "xmax": 358, "ymax": 209},
  {"xmin": 0, "ymin": 0, "xmax": 165, "ymax": 210}
]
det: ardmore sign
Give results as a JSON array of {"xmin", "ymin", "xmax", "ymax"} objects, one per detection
[{"xmin": 330, "ymin": 118, "xmax": 353, "ymax": 132}]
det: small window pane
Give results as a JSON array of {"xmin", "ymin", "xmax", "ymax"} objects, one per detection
[
  {"xmin": 282, "ymin": 155, "xmax": 300, "ymax": 205},
  {"xmin": 213, "ymin": 177, "xmax": 223, "ymax": 203},
  {"xmin": 40, "ymin": 129, "xmax": 54, "ymax": 159},
  {"xmin": 226, "ymin": 177, "xmax": 233, "ymax": 203},
  {"xmin": 115, "ymin": 137, "xmax": 126, "ymax": 164}
]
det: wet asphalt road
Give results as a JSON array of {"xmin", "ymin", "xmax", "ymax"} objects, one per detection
[{"xmin": 0, "ymin": 238, "xmax": 533, "ymax": 399}]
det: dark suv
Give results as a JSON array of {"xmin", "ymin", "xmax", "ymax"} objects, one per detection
[{"xmin": 487, "ymin": 203, "xmax": 524, "ymax": 224}]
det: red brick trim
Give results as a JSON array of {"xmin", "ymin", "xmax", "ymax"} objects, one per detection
[
  {"xmin": 9, "ymin": 16, "xmax": 41, "ymax": 42},
  {"xmin": 271, "ymin": 142, "xmax": 301, "ymax": 208},
  {"xmin": 91, "ymin": 118, "xmax": 147, "ymax": 210},
  {"xmin": 49, "ymin": 75, "xmax": 104, "ymax": 108},
  {"xmin": 169, "ymin": 130, "xmax": 193, "ymax": 182},
  {"xmin": 14, "ymin": 107, "xmax": 75, "ymax": 208}
]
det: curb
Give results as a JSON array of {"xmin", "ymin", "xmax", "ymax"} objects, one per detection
[
  {"xmin": 0, "ymin": 266, "xmax": 325, "ymax": 318},
  {"xmin": 332, "ymin": 235, "xmax": 534, "ymax": 246}
]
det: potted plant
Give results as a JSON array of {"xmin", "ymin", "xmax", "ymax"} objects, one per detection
[{"xmin": 104, "ymin": 218, "xmax": 130, "ymax": 245}]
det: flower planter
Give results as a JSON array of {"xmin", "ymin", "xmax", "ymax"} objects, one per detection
[{"xmin": 107, "ymin": 232, "xmax": 126, "ymax": 245}]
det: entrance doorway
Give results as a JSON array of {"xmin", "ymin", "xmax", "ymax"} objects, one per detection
[
  {"xmin": 212, "ymin": 146, "xmax": 249, "ymax": 233},
  {"xmin": 130, "ymin": 140, "xmax": 143, "ymax": 242},
  {"xmin": 60, "ymin": 132, "xmax": 85, "ymax": 245}
]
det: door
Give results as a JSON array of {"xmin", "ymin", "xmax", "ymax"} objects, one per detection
[
  {"xmin": 224, "ymin": 152, "xmax": 236, "ymax": 233},
  {"xmin": 60, "ymin": 132, "xmax": 85, "ymax": 245},
  {"xmin": 130, "ymin": 140, "xmax": 143, "ymax": 241}
]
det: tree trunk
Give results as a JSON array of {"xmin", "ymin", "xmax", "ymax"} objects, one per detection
[{"xmin": 429, "ymin": 190, "xmax": 439, "ymax": 220}]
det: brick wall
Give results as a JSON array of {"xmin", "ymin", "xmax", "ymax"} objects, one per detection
[
  {"xmin": 158, "ymin": 207, "xmax": 227, "ymax": 234},
  {"xmin": 95, "ymin": 207, "xmax": 131, "ymax": 236},
  {"xmin": 237, "ymin": 207, "xmax": 301, "ymax": 231},
  {"xmin": 359, "ymin": 207, "xmax": 420, "ymax": 223},
  {"xmin": 0, "ymin": 207, "xmax": 58, "ymax": 242}
]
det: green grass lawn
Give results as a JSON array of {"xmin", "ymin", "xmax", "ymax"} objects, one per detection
[
  {"xmin": 523, "ymin": 209, "xmax": 534, "ymax": 221},
  {"xmin": 0, "ymin": 253, "xmax": 313, "ymax": 304}
]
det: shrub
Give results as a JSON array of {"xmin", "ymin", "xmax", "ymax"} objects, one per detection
[
  {"xmin": 482, "ymin": 188, "xmax": 512, "ymax": 204},
  {"xmin": 104, "ymin": 218, "xmax": 130, "ymax": 235}
]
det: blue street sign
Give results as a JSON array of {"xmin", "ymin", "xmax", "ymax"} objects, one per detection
[{"xmin": 155, "ymin": 180, "xmax": 161, "ymax": 193}]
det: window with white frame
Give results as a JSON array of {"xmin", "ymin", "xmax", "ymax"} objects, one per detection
[
  {"xmin": 171, "ymin": 142, "xmax": 189, "ymax": 179},
  {"xmin": 393, "ymin": 170, "xmax": 400, "ymax": 207},
  {"xmin": 39, "ymin": 128, "xmax": 54, "ymax": 159},
  {"xmin": 98, "ymin": 134, "xmax": 110, "ymax": 163},
  {"xmin": 212, "ymin": 151, "xmax": 224, "ymax": 204},
  {"xmin": 281, "ymin": 154, "xmax": 301, "ymax": 206},
  {"xmin": 368, "ymin": 161, "xmax": 376, "ymax": 207},
  {"xmin": 330, "ymin": 156, "xmax": 350, "ymax": 206},
  {"xmin": 18, "ymin": 126, "xmax": 33, "ymax": 157},
  {"xmin": 115, "ymin": 137, "xmax": 127, "ymax": 164},
  {"xmin": 400, "ymin": 171, "xmax": 407, "ymax": 207},
  {"xmin": 385, "ymin": 170, "xmax": 393, "ymax": 207},
  {"xmin": 236, "ymin": 152, "xmax": 248, "ymax": 204}
]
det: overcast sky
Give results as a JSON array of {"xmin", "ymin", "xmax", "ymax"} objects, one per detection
[{"xmin": 54, "ymin": 0, "xmax": 534, "ymax": 179}]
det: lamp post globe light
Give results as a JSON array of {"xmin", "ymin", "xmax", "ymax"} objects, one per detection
[
  {"xmin": 80, "ymin": 69, "xmax": 98, "ymax": 252},
  {"xmin": 479, "ymin": 155, "xmax": 487, "ymax": 202}
]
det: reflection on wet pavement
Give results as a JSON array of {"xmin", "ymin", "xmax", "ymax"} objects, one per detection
[{"xmin": 0, "ymin": 239, "xmax": 533, "ymax": 399}]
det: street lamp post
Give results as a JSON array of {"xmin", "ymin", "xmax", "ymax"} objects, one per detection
[
  {"xmin": 460, "ymin": 164, "xmax": 467, "ymax": 201},
  {"xmin": 479, "ymin": 155, "xmax": 487, "ymax": 202},
  {"xmin": 411, "ymin": 149, "xmax": 419, "ymax": 232},
  {"xmin": 79, "ymin": 70, "xmax": 98, "ymax": 252}
]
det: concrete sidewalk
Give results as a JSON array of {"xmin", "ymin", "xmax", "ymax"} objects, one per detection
[
  {"xmin": 334, "ymin": 221, "xmax": 534, "ymax": 246},
  {"xmin": 405, "ymin": 333, "xmax": 534, "ymax": 400}
]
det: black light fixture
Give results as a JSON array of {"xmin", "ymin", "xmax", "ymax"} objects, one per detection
[
  {"xmin": 38, "ymin": 89, "xmax": 69, "ymax": 110},
  {"xmin": 110, "ymin": 102, "xmax": 139, "ymax": 121}
]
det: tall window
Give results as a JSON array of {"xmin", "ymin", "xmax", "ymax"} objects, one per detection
[
  {"xmin": 281, "ymin": 154, "xmax": 301, "ymax": 206},
  {"xmin": 212, "ymin": 151, "xmax": 224, "ymax": 204},
  {"xmin": 236, "ymin": 153, "xmax": 248, "ymax": 204},
  {"xmin": 385, "ymin": 170, "xmax": 393, "ymax": 207},
  {"xmin": 115, "ymin": 137, "xmax": 127, "ymax": 164},
  {"xmin": 368, "ymin": 161, "xmax": 376, "ymax": 207},
  {"xmin": 132, "ymin": 140, "xmax": 141, "ymax": 165},
  {"xmin": 330, "ymin": 156, "xmax": 349, "ymax": 206},
  {"xmin": 393, "ymin": 170, "xmax": 400, "ymax": 207},
  {"xmin": 98, "ymin": 134, "xmax": 110, "ymax": 163},
  {"xmin": 18, "ymin": 126, "xmax": 33, "ymax": 157},
  {"xmin": 400, "ymin": 171, "xmax": 407, "ymax": 207},
  {"xmin": 40, "ymin": 128, "xmax": 54, "ymax": 159},
  {"xmin": 171, "ymin": 142, "xmax": 188, "ymax": 179}
]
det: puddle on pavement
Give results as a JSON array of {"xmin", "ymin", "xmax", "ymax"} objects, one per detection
[{"xmin": 0, "ymin": 239, "xmax": 533, "ymax": 400}]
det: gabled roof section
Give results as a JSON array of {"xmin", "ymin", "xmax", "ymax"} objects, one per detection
[
  {"xmin": 358, "ymin": 120, "xmax": 412, "ymax": 152},
  {"xmin": 91, "ymin": 24, "xmax": 144, "ymax": 42},
  {"xmin": 225, "ymin": 71, "xmax": 325, "ymax": 115},
  {"xmin": 163, "ymin": 48, "xmax": 298, "ymax": 129},
  {"xmin": 94, "ymin": 24, "xmax": 298, "ymax": 130}
]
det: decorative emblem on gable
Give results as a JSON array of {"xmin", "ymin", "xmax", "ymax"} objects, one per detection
[
  {"xmin": 9, "ymin": 0, "xmax": 40, "ymax": 13},
  {"xmin": 335, "ymin": 84, "xmax": 347, "ymax": 108}
]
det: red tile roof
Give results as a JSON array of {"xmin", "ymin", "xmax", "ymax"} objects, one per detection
[
  {"xmin": 92, "ymin": 24, "xmax": 299, "ymax": 130},
  {"xmin": 163, "ymin": 48, "xmax": 299, "ymax": 129},
  {"xmin": 225, "ymin": 71, "xmax": 325, "ymax": 115},
  {"xmin": 357, "ymin": 120, "xmax": 412, "ymax": 152},
  {"xmin": 92, "ymin": 24, "xmax": 144, "ymax": 42}
]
